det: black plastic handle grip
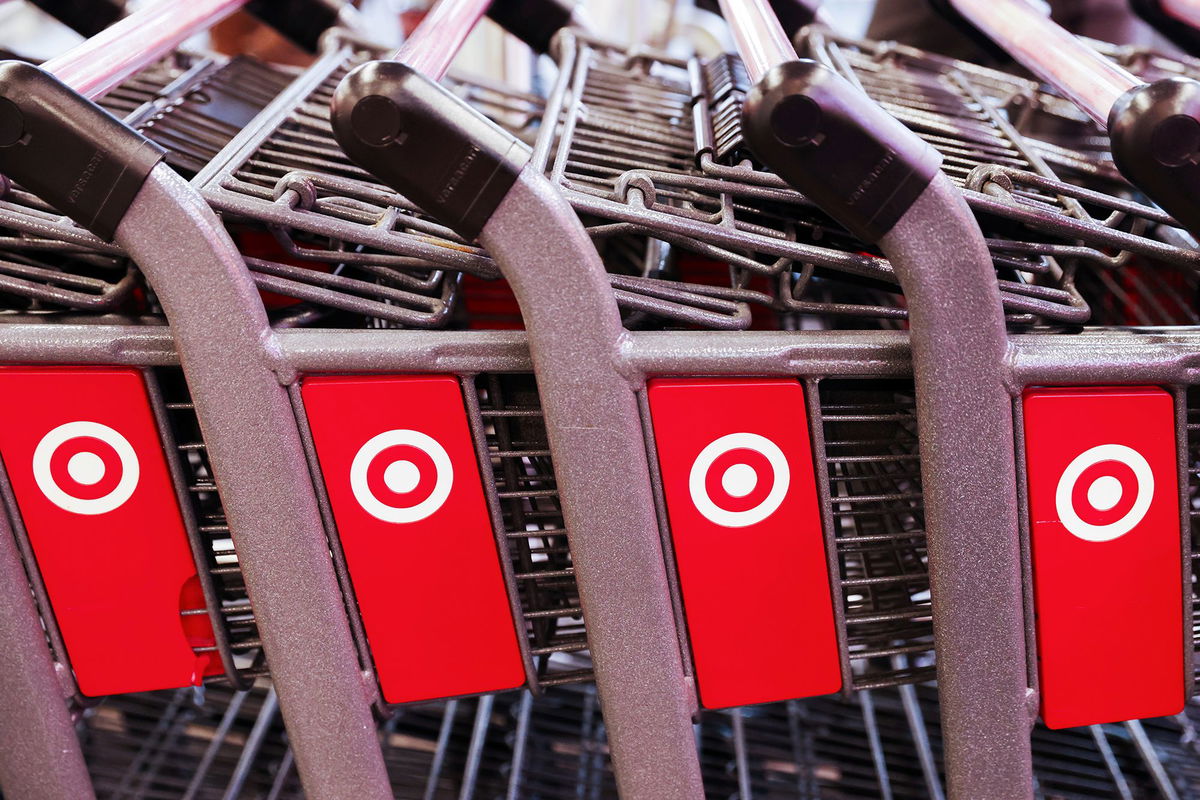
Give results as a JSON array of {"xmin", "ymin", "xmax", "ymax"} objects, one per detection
[
  {"xmin": 486, "ymin": 0, "xmax": 576, "ymax": 53},
  {"xmin": 330, "ymin": 60, "xmax": 529, "ymax": 239},
  {"xmin": 1109, "ymin": 78, "xmax": 1200, "ymax": 236},
  {"xmin": 0, "ymin": 61, "xmax": 164, "ymax": 240},
  {"xmin": 741, "ymin": 59, "xmax": 942, "ymax": 242},
  {"xmin": 27, "ymin": 0, "xmax": 125, "ymax": 38},
  {"xmin": 1128, "ymin": 0, "xmax": 1200, "ymax": 54}
]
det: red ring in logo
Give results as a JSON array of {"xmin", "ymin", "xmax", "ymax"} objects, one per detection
[
  {"xmin": 364, "ymin": 443, "xmax": 439, "ymax": 509},
  {"xmin": 1069, "ymin": 459, "xmax": 1138, "ymax": 528},
  {"xmin": 47, "ymin": 436, "xmax": 123, "ymax": 501},
  {"xmin": 702, "ymin": 447, "xmax": 775, "ymax": 513}
]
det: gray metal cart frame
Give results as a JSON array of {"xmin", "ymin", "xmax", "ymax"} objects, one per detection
[{"xmin": 0, "ymin": 2, "xmax": 390, "ymax": 797}]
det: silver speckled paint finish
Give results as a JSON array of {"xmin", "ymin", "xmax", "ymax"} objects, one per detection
[
  {"xmin": 481, "ymin": 167, "xmax": 705, "ymax": 800},
  {"xmin": 0, "ymin": 500, "xmax": 94, "ymax": 800},
  {"xmin": 881, "ymin": 175, "xmax": 1033, "ymax": 799},
  {"xmin": 115, "ymin": 165, "xmax": 392, "ymax": 800}
]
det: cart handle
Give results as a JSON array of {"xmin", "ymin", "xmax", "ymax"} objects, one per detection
[
  {"xmin": 722, "ymin": 0, "xmax": 941, "ymax": 242},
  {"xmin": 699, "ymin": 0, "xmax": 829, "ymax": 39},
  {"xmin": 331, "ymin": 1, "xmax": 706, "ymax": 795},
  {"xmin": 392, "ymin": 0, "xmax": 491, "ymax": 81},
  {"xmin": 937, "ymin": 0, "xmax": 1200, "ymax": 238},
  {"xmin": 30, "ymin": 0, "xmax": 356, "ymax": 58},
  {"xmin": 1128, "ymin": 0, "xmax": 1200, "ymax": 55},
  {"xmin": 721, "ymin": 1, "xmax": 1035, "ymax": 796},
  {"xmin": 393, "ymin": 0, "xmax": 585, "ymax": 79},
  {"xmin": 937, "ymin": 0, "xmax": 1139, "ymax": 127},
  {"xmin": 0, "ymin": 0, "xmax": 251, "ymax": 240},
  {"xmin": 41, "ymin": 0, "xmax": 249, "ymax": 99}
]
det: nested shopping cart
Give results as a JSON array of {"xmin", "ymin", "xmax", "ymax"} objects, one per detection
[
  {"xmin": 464, "ymin": 0, "xmax": 1200, "ymax": 794},
  {"xmin": 779, "ymin": 0, "xmax": 1200, "ymax": 795},
  {"xmin": 0, "ymin": 2, "xmax": 429, "ymax": 798},
  {"xmin": 1, "ymin": 0, "xmax": 1010, "ymax": 795},
  {"xmin": 3, "ymin": 0, "xmax": 1197, "ymax": 798}
]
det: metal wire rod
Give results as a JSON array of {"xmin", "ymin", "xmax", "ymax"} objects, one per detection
[
  {"xmin": 715, "ymin": 0, "xmax": 798, "ymax": 82},
  {"xmin": 945, "ymin": 0, "xmax": 1141, "ymax": 126},
  {"xmin": 41, "ymin": 0, "xmax": 250, "ymax": 100},
  {"xmin": 393, "ymin": 0, "xmax": 491, "ymax": 82}
]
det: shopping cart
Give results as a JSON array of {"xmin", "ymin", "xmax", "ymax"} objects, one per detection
[
  {"xmin": 0, "ymin": 2, "xmax": 415, "ymax": 797},
  {"xmin": 762, "ymin": 2, "xmax": 1200, "ymax": 796},
  {"xmin": 523, "ymin": 0, "xmax": 1200, "ymax": 793}
]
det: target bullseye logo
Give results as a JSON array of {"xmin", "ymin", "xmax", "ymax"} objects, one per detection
[
  {"xmin": 688, "ymin": 432, "xmax": 790, "ymax": 528},
  {"xmin": 32, "ymin": 421, "xmax": 140, "ymax": 515},
  {"xmin": 350, "ymin": 429, "xmax": 453, "ymax": 523},
  {"xmin": 1054, "ymin": 443, "xmax": 1154, "ymax": 542}
]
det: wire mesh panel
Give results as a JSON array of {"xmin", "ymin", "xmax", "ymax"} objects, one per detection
[
  {"xmin": 531, "ymin": 31, "xmax": 1103, "ymax": 328},
  {"xmin": 76, "ymin": 681, "xmax": 1200, "ymax": 799},
  {"xmin": 152, "ymin": 368, "xmax": 264, "ymax": 688},
  {"xmin": 793, "ymin": 29, "xmax": 1200, "ymax": 325},
  {"xmin": 819, "ymin": 380, "xmax": 934, "ymax": 691},
  {"xmin": 80, "ymin": 685, "xmax": 289, "ymax": 800},
  {"xmin": 1186, "ymin": 388, "xmax": 1200, "ymax": 671},
  {"xmin": 474, "ymin": 373, "xmax": 592, "ymax": 688}
]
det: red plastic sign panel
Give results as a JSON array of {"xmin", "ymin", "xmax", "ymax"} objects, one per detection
[
  {"xmin": 647, "ymin": 377, "xmax": 840, "ymax": 709},
  {"xmin": 1024, "ymin": 386, "xmax": 1184, "ymax": 728},
  {"xmin": 0, "ymin": 366, "xmax": 218, "ymax": 696},
  {"xmin": 302, "ymin": 375, "xmax": 524, "ymax": 704}
]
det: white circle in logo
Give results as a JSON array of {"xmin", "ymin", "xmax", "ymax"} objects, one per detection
[
  {"xmin": 32, "ymin": 421, "xmax": 140, "ymax": 515},
  {"xmin": 349, "ymin": 429, "xmax": 453, "ymax": 524},
  {"xmin": 67, "ymin": 451, "xmax": 106, "ymax": 485},
  {"xmin": 1054, "ymin": 443, "xmax": 1153, "ymax": 542},
  {"xmin": 688, "ymin": 432, "xmax": 790, "ymax": 528}
]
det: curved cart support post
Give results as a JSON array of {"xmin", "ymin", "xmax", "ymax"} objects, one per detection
[
  {"xmin": 331, "ymin": 3, "xmax": 705, "ymax": 791},
  {"xmin": 116, "ymin": 165, "xmax": 392, "ymax": 800},
  {"xmin": 0, "ymin": 510, "xmax": 94, "ymax": 800},
  {"xmin": 480, "ymin": 173, "xmax": 706, "ymax": 800}
]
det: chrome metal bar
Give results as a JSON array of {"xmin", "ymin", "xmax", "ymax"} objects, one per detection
[
  {"xmin": 41, "ymin": 0, "xmax": 249, "ymax": 100},
  {"xmin": 946, "ymin": 0, "xmax": 1141, "ymax": 126},
  {"xmin": 181, "ymin": 691, "xmax": 249, "ymax": 800},
  {"xmin": 715, "ymin": 0, "xmax": 798, "ymax": 82},
  {"xmin": 1125, "ymin": 719, "xmax": 1182, "ymax": 800},
  {"xmin": 393, "ymin": 0, "xmax": 490, "ymax": 82},
  {"xmin": 479, "ymin": 167, "xmax": 705, "ymax": 799},
  {"xmin": 221, "ymin": 688, "xmax": 279, "ymax": 800}
]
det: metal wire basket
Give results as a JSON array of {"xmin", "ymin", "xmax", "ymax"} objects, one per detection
[{"xmin": 77, "ymin": 682, "xmax": 1200, "ymax": 799}]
